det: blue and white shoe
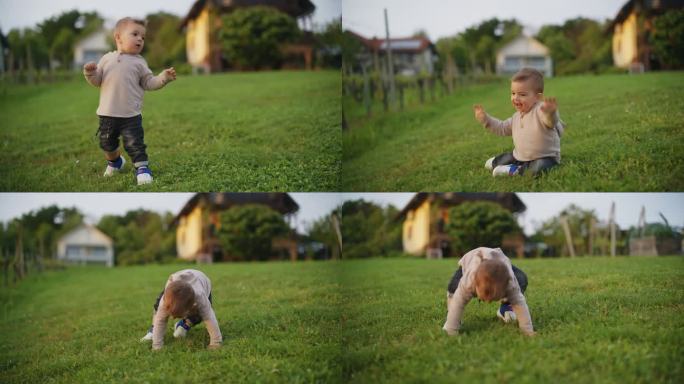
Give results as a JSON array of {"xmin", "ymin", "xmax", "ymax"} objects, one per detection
[
  {"xmin": 173, "ymin": 319, "xmax": 191, "ymax": 338},
  {"xmin": 140, "ymin": 325, "xmax": 153, "ymax": 342},
  {"xmin": 136, "ymin": 166, "xmax": 153, "ymax": 185},
  {"xmin": 497, "ymin": 303, "xmax": 517, "ymax": 323},
  {"xmin": 103, "ymin": 156, "xmax": 126, "ymax": 177},
  {"xmin": 492, "ymin": 164, "xmax": 521, "ymax": 177}
]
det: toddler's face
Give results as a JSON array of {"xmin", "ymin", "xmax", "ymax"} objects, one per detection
[
  {"xmin": 116, "ymin": 23, "xmax": 146, "ymax": 54},
  {"xmin": 510, "ymin": 80, "xmax": 541, "ymax": 114}
]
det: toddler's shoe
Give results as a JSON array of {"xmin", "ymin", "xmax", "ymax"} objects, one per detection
[
  {"xmin": 140, "ymin": 326, "xmax": 153, "ymax": 342},
  {"xmin": 484, "ymin": 157, "xmax": 495, "ymax": 170},
  {"xmin": 497, "ymin": 303, "xmax": 517, "ymax": 323},
  {"xmin": 103, "ymin": 156, "xmax": 126, "ymax": 177},
  {"xmin": 136, "ymin": 166, "xmax": 153, "ymax": 185},
  {"xmin": 174, "ymin": 319, "xmax": 191, "ymax": 338},
  {"xmin": 492, "ymin": 164, "xmax": 521, "ymax": 177}
]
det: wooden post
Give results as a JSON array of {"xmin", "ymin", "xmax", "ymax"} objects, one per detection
[
  {"xmin": 398, "ymin": 83, "xmax": 404, "ymax": 111},
  {"xmin": 588, "ymin": 217, "xmax": 596, "ymax": 256},
  {"xmin": 362, "ymin": 65, "xmax": 372, "ymax": 117},
  {"xmin": 430, "ymin": 77, "xmax": 436, "ymax": 101},
  {"xmin": 560, "ymin": 216, "xmax": 576, "ymax": 258},
  {"xmin": 610, "ymin": 202, "xmax": 616, "ymax": 257},
  {"xmin": 14, "ymin": 229, "xmax": 25, "ymax": 282},
  {"xmin": 384, "ymin": 9, "xmax": 396, "ymax": 110},
  {"xmin": 419, "ymin": 78, "xmax": 425, "ymax": 104},
  {"xmin": 331, "ymin": 213, "xmax": 342, "ymax": 259}
]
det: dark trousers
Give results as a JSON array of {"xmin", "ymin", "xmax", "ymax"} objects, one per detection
[
  {"xmin": 153, "ymin": 289, "xmax": 213, "ymax": 325},
  {"xmin": 447, "ymin": 264, "xmax": 528, "ymax": 299},
  {"xmin": 98, "ymin": 115, "xmax": 148, "ymax": 166},
  {"xmin": 492, "ymin": 152, "xmax": 558, "ymax": 177}
]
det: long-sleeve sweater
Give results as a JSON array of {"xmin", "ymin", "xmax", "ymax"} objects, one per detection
[
  {"xmin": 152, "ymin": 269, "xmax": 222, "ymax": 350},
  {"xmin": 481, "ymin": 101, "xmax": 566, "ymax": 163},
  {"xmin": 83, "ymin": 51, "xmax": 168, "ymax": 117},
  {"xmin": 442, "ymin": 247, "xmax": 534, "ymax": 335}
]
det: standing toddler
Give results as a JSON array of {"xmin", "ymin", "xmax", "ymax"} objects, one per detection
[{"xmin": 83, "ymin": 17, "xmax": 176, "ymax": 185}]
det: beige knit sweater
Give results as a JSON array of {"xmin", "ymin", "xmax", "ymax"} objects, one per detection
[
  {"xmin": 481, "ymin": 101, "xmax": 566, "ymax": 162},
  {"xmin": 84, "ymin": 51, "xmax": 168, "ymax": 118},
  {"xmin": 151, "ymin": 269, "xmax": 223, "ymax": 349},
  {"xmin": 442, "ymin": 247, "xmax": 534, "ymax": 335}
]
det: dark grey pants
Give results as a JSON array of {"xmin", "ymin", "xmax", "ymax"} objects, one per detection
[
  {"xmin": 492, "ymin": 152, "xmax": 558, "ymax": 177},
  {"xmin": 98, "ymin": 115, "xmax": 148, "ymax": 165},
  {"xmin": 447, "ymin": 264, "xmax": 528, "ymax": 298}
]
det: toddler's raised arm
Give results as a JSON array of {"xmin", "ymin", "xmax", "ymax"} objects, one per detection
[
  {"xmin": 141, "ymin": 67, "xmax": 176, "ymax": 91},
  {"xmin": 473, "ymin": 104, "xmax": 513, "ymax": 136},
  {"xmin": 83, "ymin": 61, "xmax": 102, "ymax": 87}
]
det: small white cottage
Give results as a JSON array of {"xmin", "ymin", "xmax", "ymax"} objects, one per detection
[
  {"xmin": 57, "ymin": 224, "xmax": 114, "ymax": 267},
  {"xmin": 496, "ymin": 35, "xmax": 553, "ymax": 77},
  {"xmin": 73, "ymin": 28, "xmax": 111, "ymax": 69}
]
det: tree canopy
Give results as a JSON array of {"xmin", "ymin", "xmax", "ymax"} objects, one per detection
[
  {"xmin": 216, "ymin": 205, "xmax": 291, "ymax": 261},
  {"xmin": 445, "ymin": 201, "xmax": 522, "ymax": 256},
  {"xmin": 220, "ymin": 6, "xmax": 300, "ymax": 70}
]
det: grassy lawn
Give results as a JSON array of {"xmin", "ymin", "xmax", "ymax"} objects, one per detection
[
  {"xmin": 0, "ymin": 71, "xmax": 341, "ymax": 191},
  {"xmin": 0, "ymin": 262, "xmax": 342, "ymax": 383},
  {"xmin": 339, "ymin": 256, "xmax": 684, "ymax": 383},
  {"xmin": 342, "ymin": 72, "xmax": 684, "ymax": 191},
  {"xmin": 2, "ymin": 257, "xmax": 682, "ymax": 383}
]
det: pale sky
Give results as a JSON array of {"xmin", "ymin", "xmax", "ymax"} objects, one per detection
[
  {"xmin": 342, "ymin": 0, "xmax": 627, "ymax": 40},
  {"xmin": 0, "ymin": 0, "xmax": 341, "ymax": 32},
  {"xmin": 1, "ymin": 193, "xmax": 682, "ymax": 236}
]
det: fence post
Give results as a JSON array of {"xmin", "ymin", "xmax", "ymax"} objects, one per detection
[
  {"xmin": 429, "ymin": 78, "xmax": 436, "ymax": 102},
  {"xmin": 398, "ymin": 83, "xmax": 404, "ymax": 111},
  {"xmin": 418, "ymin": 78, "xmax": 425, "ymax": 104},
  {"xmin": 362, "ymin": 66, "xmax": 372, "ymax": 117}
]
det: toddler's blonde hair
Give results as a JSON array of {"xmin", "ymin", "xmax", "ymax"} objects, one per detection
[
  {"xmin": 163, "ymin": 281, "xmax": 195, "ymax": 318},
  {"xmin": 114, "ymin": 17, "xmax": 147, "ymax": 38},
  {"xmin": 474, "ymin": 259, "xmax": 510, "ymax": 301},
  {"xmin": 511, "ymin": 67, "xmax": 544, "ymax": 93}
]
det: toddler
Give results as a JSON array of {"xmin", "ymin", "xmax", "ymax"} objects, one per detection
[
  {"xmin": 83, "ymin": 17, "xmax": 176, "ymax": 185},
  {"xmin": 473, "ymin": 67, "xmax": 566, "ymax": 177},
  {"xmin": 442, "ymin": 247, "xmax": 535, "ymax": 336},
  {"xmin": 140, "ymin": 269, "xmax": 223, "ymax": 350}
]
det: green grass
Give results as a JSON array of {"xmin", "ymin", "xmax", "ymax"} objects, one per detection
[
  {"xmin": 339, "ymin": 256, "xmax": 684, "ymax": 383},
  {"xmin": 2, "ymin": 257, "xmax": 682, "ymax": 383},
  {"xmin": 342, "ymin": 72, "xmax": 684, "ymax": 191},
  {"xmin": 0, "ymin": 71, "xmax": 341, "ymax": 191},
  {"xmin": 0, "ymin": 262, "xmax": 342, "ymax": 383}
]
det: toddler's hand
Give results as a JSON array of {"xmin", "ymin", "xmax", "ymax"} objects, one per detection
[
  {"xmin": 473, "ymin": 104, "xmax": 486, "ymax": 123},
  {"xmin": 162, "ymin": 67, "xmax": 177, "ymax": 83},
  {"xmin": 83, "ymin": 62, "xmax": 97, "ymax": 72},
  {"xmin": 541, "ymin": 97, "xmax": 557, "ymax": 115}
]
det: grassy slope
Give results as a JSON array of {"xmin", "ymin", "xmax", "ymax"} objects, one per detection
[
  {"xmin": 0, "ymin": 71, "xmax": 341, "ymax": 191},
  {"xmin": 2, "ymin": 257, "xmax": 682, "ymax": 383},
  {"xmin": 342, "ymin": 72, "xmax": 684, "ymax": 191},
  {"xmin": 0, "ymin": 262, "xmax": 342, "ymax": 383},
  {"xmin": 340, "ymin": 257, "xmax": 684, "ymax": 383}
]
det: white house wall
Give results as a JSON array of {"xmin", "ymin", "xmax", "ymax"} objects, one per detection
[
  {"xmin": 57, "ymin": 225, "xmax": 114, "ymax": 267},
  {"xmin": 74, "ymin": 29, "xmax": 111, "ymax": 68},
  {"xmin": 496, "ymin": 36, "xmax": 553, "ymax": 77}
]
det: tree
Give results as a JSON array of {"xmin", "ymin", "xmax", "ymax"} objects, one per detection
[
  {"xmin": 445, "ymin": 202, "xmax": 522, "ymax": 256},
  {"xmin": 313, "ymin": 18, "xmax": 344, "ymax": 69},
  {"xmin": 339, "ymin": 200, "xmax": 402, "ymax": 259},
  {"xmin": 144, "ymin": 12, "xmax": 186, "ymax": 70},
  {"xmin": 220, "ymin": 6, "xmax": 300, "ymax": 70},
  {"xmin": 651, "ymin": 10, "xmax": 684, "ymax": 69},
  {"xmin": 97, "ymin": 209, "xmax": 175, "ymax": 265},
  {"xmin": 536, "ymin": 18, "xmax": 612, "ymax": 75},
  {"xmin": 216, "ymin": 205, "xmax": 291, "ymax": 261},
  {"xmin": 533, "ymin": 204, "xmax": 605, "ymax": 257}
]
